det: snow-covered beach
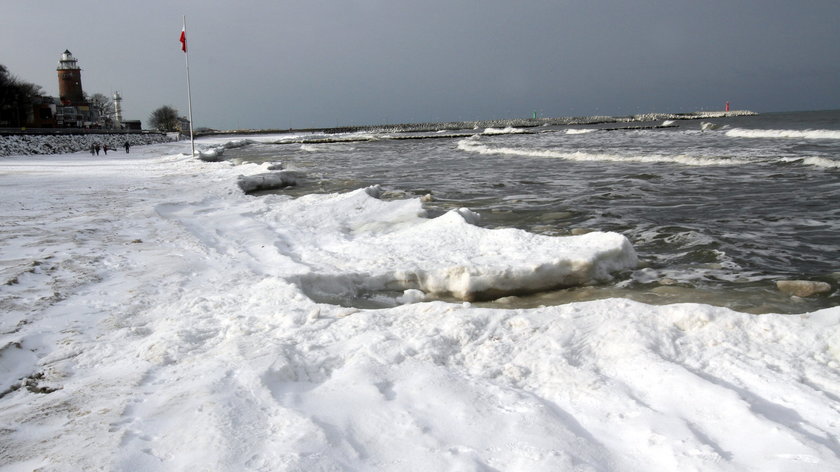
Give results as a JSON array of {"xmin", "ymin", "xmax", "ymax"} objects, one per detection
[{"xmin": 1, "ymin": 138, "xmax": 839, "ymax": 471}]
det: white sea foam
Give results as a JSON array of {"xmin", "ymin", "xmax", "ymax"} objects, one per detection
[
  {"xmin": 458, "ymin": 138, "xmax": 748, "ymax": 166},
  {"xmin": 700, "ymin": 122, "xmax": 722, "ymax": 131},
  {"xmin": 565, "ymin": 128, "xmax": 597, "ymax": 135},
  {"xmin": 219, "ymin": 138, "xmax": 255, "ymax": 149},
  {"xmin": 300, "ymin": 142, "xmax": 358, "ymax": 152},
  {"xmin": 781, "ymin": 156, "xmax": 840, "ymax": 169},
  {"xmin": 483, "ymin": 126, "xmax": 529, "ymax": 135},
  {"xmin": 726, "ymin": 128, "xmax": 840, "ymax": 140}
]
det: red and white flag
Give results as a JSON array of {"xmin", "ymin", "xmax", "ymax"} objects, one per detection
[{"xmin": 179, "ymin": 26, "xmax": 187, "ymax": 52}]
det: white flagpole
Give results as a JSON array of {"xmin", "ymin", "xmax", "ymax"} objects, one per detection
[{"xmin": 183, "ymin": 15, "xmax": 195, "ymax": 156}]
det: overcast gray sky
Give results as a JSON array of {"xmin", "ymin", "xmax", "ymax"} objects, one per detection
[{"xmin": 3, "ymin": 1, "xmax": 839, "ymax": 129}]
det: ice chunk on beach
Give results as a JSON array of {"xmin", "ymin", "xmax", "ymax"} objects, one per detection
[
  {"xmin": 383, "ymin": 210, "xmax": 638, "ymax": 300},
  {"xmin": 164, "ymin": 184, "xmax": 637, "ymax": 302},
  {"xmin": 237, "ymin": 171, "xmax": 302, "ymax": 193},
  {"xmin": 197, "ymin": 139, "xmax": 257, "ymax": 161},
  {"xmin": 253, "ymin": 188, "xmax": 638, "ymax": 301},
  {"xmin": 197, "ymin": 147, "xmax": 225, "ymax": 161}
]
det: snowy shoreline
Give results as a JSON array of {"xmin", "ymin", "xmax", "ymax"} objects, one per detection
[{"xmin": 1, "ymin": 139, "xmax": 838, "ymax": 471}]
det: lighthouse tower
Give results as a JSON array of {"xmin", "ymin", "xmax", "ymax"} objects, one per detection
[
  {"xmin": 113, "ymin": 91, "xmax": 123, "ymax": 127},
  {"xmin": 57, "ymin": 50, "xmax": 85, "ymax": 105}
]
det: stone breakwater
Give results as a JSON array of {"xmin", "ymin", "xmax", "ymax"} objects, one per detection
[
  {"xmin": 0, "ymin": 133, "xmax": 174, "ymax": 157},
  {"xmin": 320, "ymin": 110, "xmax": 758, "ymax": 134},
  {"xmin": 197, "ymin": 111, "xmax": 757, "ymax": 136}
]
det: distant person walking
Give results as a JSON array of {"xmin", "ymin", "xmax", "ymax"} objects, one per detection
[
  {"xmin": 90, "ymin": 144, "xmax": 95, "ymax": 155},
  {"xmin": 103, "ymin": 144, "xmax": 109, "ymax": 155},
  {"xmin": 95, "ymin": 143, "xmax": 100, "ymax": 155},
  {"xmin": 124, "ymin": 141, "xmax": 130, "ymax": 153}
]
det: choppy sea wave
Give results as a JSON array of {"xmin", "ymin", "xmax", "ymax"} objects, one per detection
[
  {"xmin": 482, "ymin": 127, "xmax": 530, "ymax": 135},
  {"xmin": 214, "ymin": 109, "xmax": 840, "ymax": 314},
  {"xmin": 726, "ymin": 128, "xmax": 840, "ymax": 140},
  {"xmin": 457, "ymin": 137, "xmax": 749, "ymax": 166},
  {"xmin": 781, "ymin": 156, "xmax": 840, "ymax": 169}
]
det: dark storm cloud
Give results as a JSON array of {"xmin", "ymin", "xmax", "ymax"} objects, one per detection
[{"xmin": 3, "ymin": 0, "xmax": 838, "ymax": 129}]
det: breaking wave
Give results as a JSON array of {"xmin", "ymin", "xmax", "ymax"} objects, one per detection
[
  {"xmin": 457, "ymin": 138, "xmax": 748, "ymax": 167},
  {"xmin": 726, "ymin": 129, "xmax": 840, "ymax": 140},
  {"xmin": 483, "ymin": 127, "xmax": 530, "ymax": 135},
  {"xmin": 780, "ymin": 156, "xmax": 840, "ymax": 169}
]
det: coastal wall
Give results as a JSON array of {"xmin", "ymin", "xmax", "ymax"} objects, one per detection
[{"xmin": 0, "ymin": 132, "xmax": 174, "ymax": 157}]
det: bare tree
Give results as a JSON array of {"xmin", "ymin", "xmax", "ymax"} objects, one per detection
[
  {"xmin": 0, "ymin": 64, "xmax": 45, "ymax": 127},
  {"xmin": 88, "ymin": 93, "xmax": 114, "ymax": 128},
  {"xmin": 149, "ymin": 105, "xmax": 180, "ymax": 132}
]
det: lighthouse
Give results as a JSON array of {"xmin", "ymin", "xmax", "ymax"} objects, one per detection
[
  {"xmin": 56, "ymin": 50, "xmax": 85, "ymax": 106},
  {"xmin": 113, "ymin": 91, "xmax": 123, "ymax": 127}
]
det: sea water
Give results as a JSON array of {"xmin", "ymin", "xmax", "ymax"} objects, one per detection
[{"xmin": 223, "ymin": 110, "xmax": 840, "ymax": 314}]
